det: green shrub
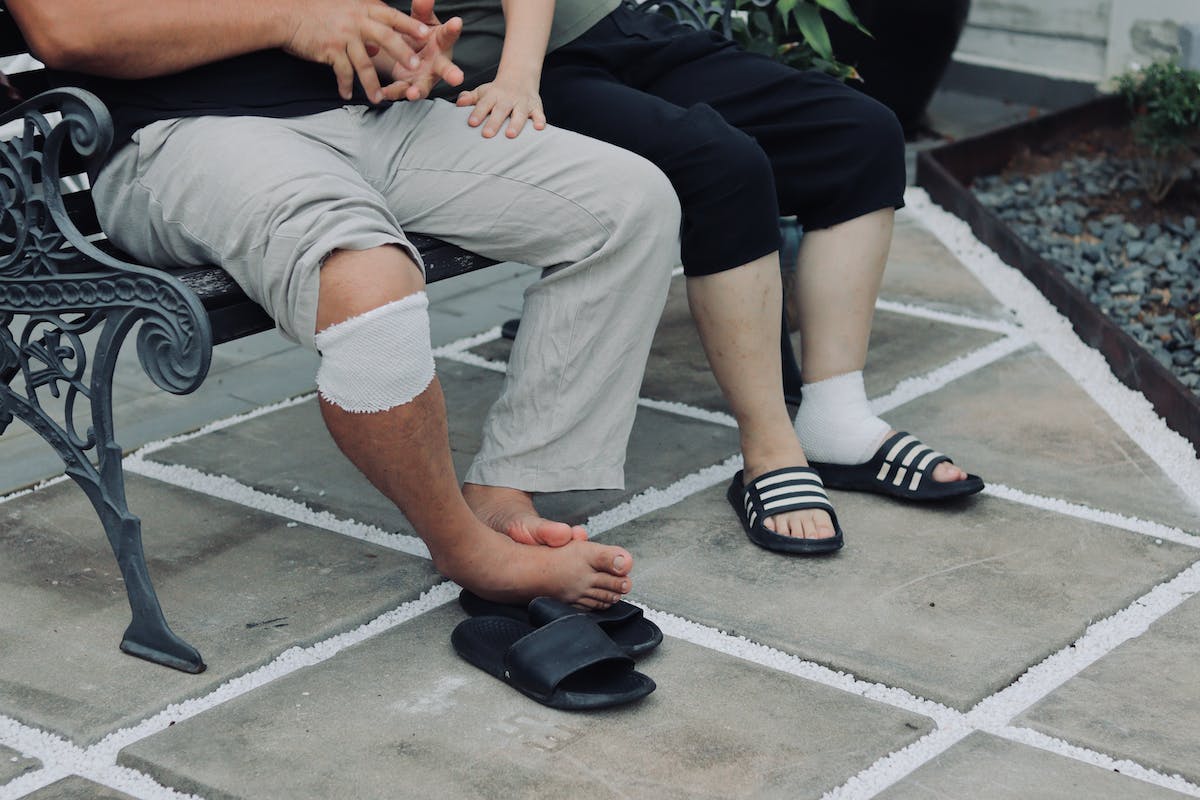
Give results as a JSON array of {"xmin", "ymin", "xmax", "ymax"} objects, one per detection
[
  {"xmin": 1115, "ymin": 61, "xmax": 1200, "ymax": 204},
  {"xmin": 698, "ymin": 0, "xmax": 868, "ymax": 79}
]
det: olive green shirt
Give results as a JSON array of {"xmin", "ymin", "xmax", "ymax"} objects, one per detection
[{"xmin": 429, "ymin": 0, "xmax": 621, "ymax": 96}]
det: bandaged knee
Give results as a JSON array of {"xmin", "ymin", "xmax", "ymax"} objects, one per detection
[{"xmin": 314, "ymin": 292, "xmax": 435, "ymax": 413}]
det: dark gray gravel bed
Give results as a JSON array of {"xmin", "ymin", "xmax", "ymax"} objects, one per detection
[{"xmin": 972, "ymin": 154, "xmax": 1200, "ymax": 393}]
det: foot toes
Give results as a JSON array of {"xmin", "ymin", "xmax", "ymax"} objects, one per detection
[
  {"xmin": 933, "ymin": 462, "xmax": 968, "ymax": 483},
  {"xmin": 586, "ymin": 544, "xmax": 634, "ymax": 577},
  {"xmin": 537, "ymin": 523, "xmax": 576, "ymax": 547}
]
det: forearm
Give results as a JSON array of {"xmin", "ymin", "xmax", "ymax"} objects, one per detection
[
  {"xmin": 494, "ymin": 0, "xmax": 555, "ymax": 88},
  {"xmin": 6, "ymin": 0, "xmax": 298, "ymax": 78}
]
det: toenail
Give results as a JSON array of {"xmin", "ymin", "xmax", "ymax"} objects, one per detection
[{"xmin": 613, "ymin": 555, "xmax": 626, "ymax": 571}]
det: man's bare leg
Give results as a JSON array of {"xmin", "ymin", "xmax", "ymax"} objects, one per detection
[
  {"xmin": 686, "ymin": 255, "xmax": 836, "ymax": 541},
  {"xmin": 317, "ymin": 246, "xmax": 631, "ymax": 608},
  {"xmin": 795, "ymin": 208, "xmax": 968, "ymax": 483}
]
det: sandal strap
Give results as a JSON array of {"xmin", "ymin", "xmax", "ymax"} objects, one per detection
[
  {"xmin": 528, "ymin": 596, "xmax": 643, "ymax": 629},
  {"xmin": 504, "ymin": 614, "xmax": 631, "ymax": 697},
  {"xmin": 873, "ymin": 432, "xmax": 951, "ymax": 494},
  {"xmin": 743, "ymin": 466, "xmax": 833, "ymax": 529}
]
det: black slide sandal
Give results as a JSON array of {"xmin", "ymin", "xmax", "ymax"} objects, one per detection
[
  {"xmin": 458, "ymin": 591, "xmax": 663, "ymax": 657},
  {"xmin": 451, "ymin": 614, "xmax": 656, "ymax": 710},
  {"xmin": 727, "ymin": 466, "xmax": 844, "ymax": 554},
  {"xmin": 808, "ymin": 431, "xmax": 984, "ymax": 501}
]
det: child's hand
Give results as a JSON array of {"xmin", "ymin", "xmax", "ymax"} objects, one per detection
[
  {"xmin": 456, "ymin": 79, "xmax": 546, "ymax": 138},
  {"xmin": 379, "ymin": 12, "xmax": 464, "ymax": 102}
]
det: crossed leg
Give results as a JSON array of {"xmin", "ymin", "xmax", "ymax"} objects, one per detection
[{"xmin": 315, "ymin": 246, "xmax": 631, "ymax": 608}]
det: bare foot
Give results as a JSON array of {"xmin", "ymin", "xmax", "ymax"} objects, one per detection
[
  {"xmin": 743, "ymin": 440, "xmax": 837, "ymax": 542},
  {"xmin": 462, "ymin": 483, "xmax": 588, "ymax": 547},
  {"xmin": 432, "ymin": 526, "xmax": 633, "ymax": 610}
]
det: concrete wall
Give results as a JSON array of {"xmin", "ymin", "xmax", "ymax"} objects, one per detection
[{"xmin": 954, "ymin": 0, "xmax": 1200, "ymax": 84}]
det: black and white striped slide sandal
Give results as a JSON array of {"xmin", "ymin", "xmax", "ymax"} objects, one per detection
[
  {"xmin": 808, "ymin": 431, "xmax": 984, "ymax": 501},
  {"xmin": 726, "ymin": 466, "xmax": 844, "ymax": 554}
]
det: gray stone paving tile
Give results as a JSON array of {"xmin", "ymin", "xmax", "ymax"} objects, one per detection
[
  {"xmin": 855, "ymin": 311, "xmax": 1004, "ymax": 401},
  {"xmin": 883, "ymin": 212, "xmax": 1010, "ymax": 319},
  {"xmin": 119, "ymin": 605, "xmax": 934, "ymax": 800},
  {"xmin": 0, "ymin": 745, "xmax": 39, "ymax": 784},
  {"xmin": 210, "ymin": 346, "xmax": 319, "ymax": 408},
  {"xmin": 0, "ymin": 337, "xmax": 317, "ymax": 496},
  {"xmin": 597, "ymin": 485, "xmax": 1197, "ymax": 710},
  {"xmin": 473, "ymin": 278, "xmax": 1004, "ymax": 415},
  {"xmin": 0, "ymin": 475, "xmax": 438, "ymax": 744},
  {"xmin": 880, "ymin": 732, "xmax": 1185, "ymax": 800},
  {"xmin": 1015, "ymin": 593, "xmax": 1200, "ymax": 785},
  {"xmin": 147, "ymin": 359, "xmax": 740, "ymax": 533},
  {"xmin": 883, "ymin": 346, "xmax": 1200, "ymax": 533},
  {"xmin": 25, "ymin": 777, "xmax": 139, "ymax": 800}
]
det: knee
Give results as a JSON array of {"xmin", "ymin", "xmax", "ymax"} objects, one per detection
[
  {"xmin": 613, "ymin": 150, "xmax": 683, "ymax": 235},
  {"xmin": 314, "ymin": 289, "xmax": 435, "ymax": 414},
  {"xmin": 844, "ymin": 94, "xmax": 906, "ymax": 177},
  {"xmin": 681, "ymin": 105, "xmax": 776, "ymax": 201},
  {"xmin": 317, "ymin": 245, "xmax": 425, "ymax": 331}
]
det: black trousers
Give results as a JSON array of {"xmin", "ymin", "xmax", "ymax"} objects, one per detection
[{"xmin": 540, "ymin": 5, "xmax": 906, "ymax": 276}]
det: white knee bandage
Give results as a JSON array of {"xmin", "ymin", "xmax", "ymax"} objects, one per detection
[{"xmin": 314, "ymin": 292, "xmax": 435, "ymax": 413}]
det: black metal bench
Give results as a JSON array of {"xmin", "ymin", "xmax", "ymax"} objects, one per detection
[
  {"xmin": 0, "ymin": 0, "xmax": 800, "ymax": 676},
  {"xmin": 0, "ymin": 12, "xmax": 501, "ymax": 674}
]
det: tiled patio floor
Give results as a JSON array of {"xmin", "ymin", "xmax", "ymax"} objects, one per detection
[{"xmin": 1, "ymin": 195, "xmax": 1198, "ymax": 799}]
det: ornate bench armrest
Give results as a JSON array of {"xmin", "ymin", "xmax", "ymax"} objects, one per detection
[
  {"xmin": 0, "ymin": 86, "xmax": 212, "ymax": 398},
  {"xmin": 638, "ymin": 0, "xmax": 773, "ymax": 38}
]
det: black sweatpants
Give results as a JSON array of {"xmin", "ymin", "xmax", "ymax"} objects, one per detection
[{"xmin": 539, "ymin": 4, "xmax": 906, "ymax": 276}]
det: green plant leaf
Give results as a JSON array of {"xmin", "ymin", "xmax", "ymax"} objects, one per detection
[
  {"xmin": 812, "ymin": 0, "xmax": 870, "ymax": 34},
  {"xmin": 790, "ymin": 4, "xmax": 833, "ymax": 60}
]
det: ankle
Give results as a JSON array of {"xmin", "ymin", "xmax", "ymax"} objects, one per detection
[
  {"xmin": 793, "ymin": 371, "xmax": 890, "ymax": 464},
  {"xmin": 741, "ymin": 438, "xmax": 809, "ymax": 481}
]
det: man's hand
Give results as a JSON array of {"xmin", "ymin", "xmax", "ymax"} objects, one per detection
[
  {"xmin": 283, "ymin": 0, "xmax": 456, "ymax": 103},
  {"xmin": 456, "ymin": 79, "xmax": 546, "ymax": 138},
  {"xmin": 378, "ymin": 0, "xmax": 464, "ymax": 101}
]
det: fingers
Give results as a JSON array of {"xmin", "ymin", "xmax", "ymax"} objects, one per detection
[
  {"xmin": 432, "ymin": 17, "xmax": 464, "ymax": 87},
  {"xmin": 347, "ymin": 39, "xmax": 382, "ymax": 103},
  {"xmin": 380, "ymin": 15, "xmax": 462, "ymax": 102},
  {"xmin": 380, "ymin": 79, "xmax": 413, "ymax": 102},
  {"xmin": 467, "ymin": 92, "xmax": 494, "ymax": 128},
  {"xmin": 468, "ymin": 96, "xmax": 544, "ymax": 138},
  {"xmin": 330, "ymin": 48, "xmax": 356, "ymax": 101},
  {"xmin": 409, "ymin": 0, "xmax": 439, "ymax": 26},
  {"xmin": 484, "ymin": 102, "xmax": 515, "ymax": 138},
  {"xmin": 369, "ymin": 3, "xmax": 430, "ymax": 41},
  {"xmin": 367, "ymin": 17, "xmax": 421, "ymax": 77}
]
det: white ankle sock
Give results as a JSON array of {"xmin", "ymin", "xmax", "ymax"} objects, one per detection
[{"xmin": 793, "ymin": 371, "xmax": 891, "ymax": 464}]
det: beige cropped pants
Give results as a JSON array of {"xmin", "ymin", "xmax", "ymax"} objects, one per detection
[{"xmin": 93, "ymin": 99, "xmax": 681, "ymax": 492}]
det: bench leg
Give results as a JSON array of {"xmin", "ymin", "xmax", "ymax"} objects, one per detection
[
  {"xmin": 72, "ymin": 453, "xmax": 207, "ymax": 673},
  {"xmin": 779, "ymin": 218, "xmax": 804, "ymax": 406},
  {"xmin": 0, "ymin": 308, "xmax": 207, "ymax": 674}
]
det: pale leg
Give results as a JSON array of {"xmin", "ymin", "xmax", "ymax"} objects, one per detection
[
  {"xmin": 686, "ymin": 255, "xmax": 834, "ymax": 540},
  {"xmin": 794, "ymin": 208, "xmax": 967, "ymax": 482}
]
